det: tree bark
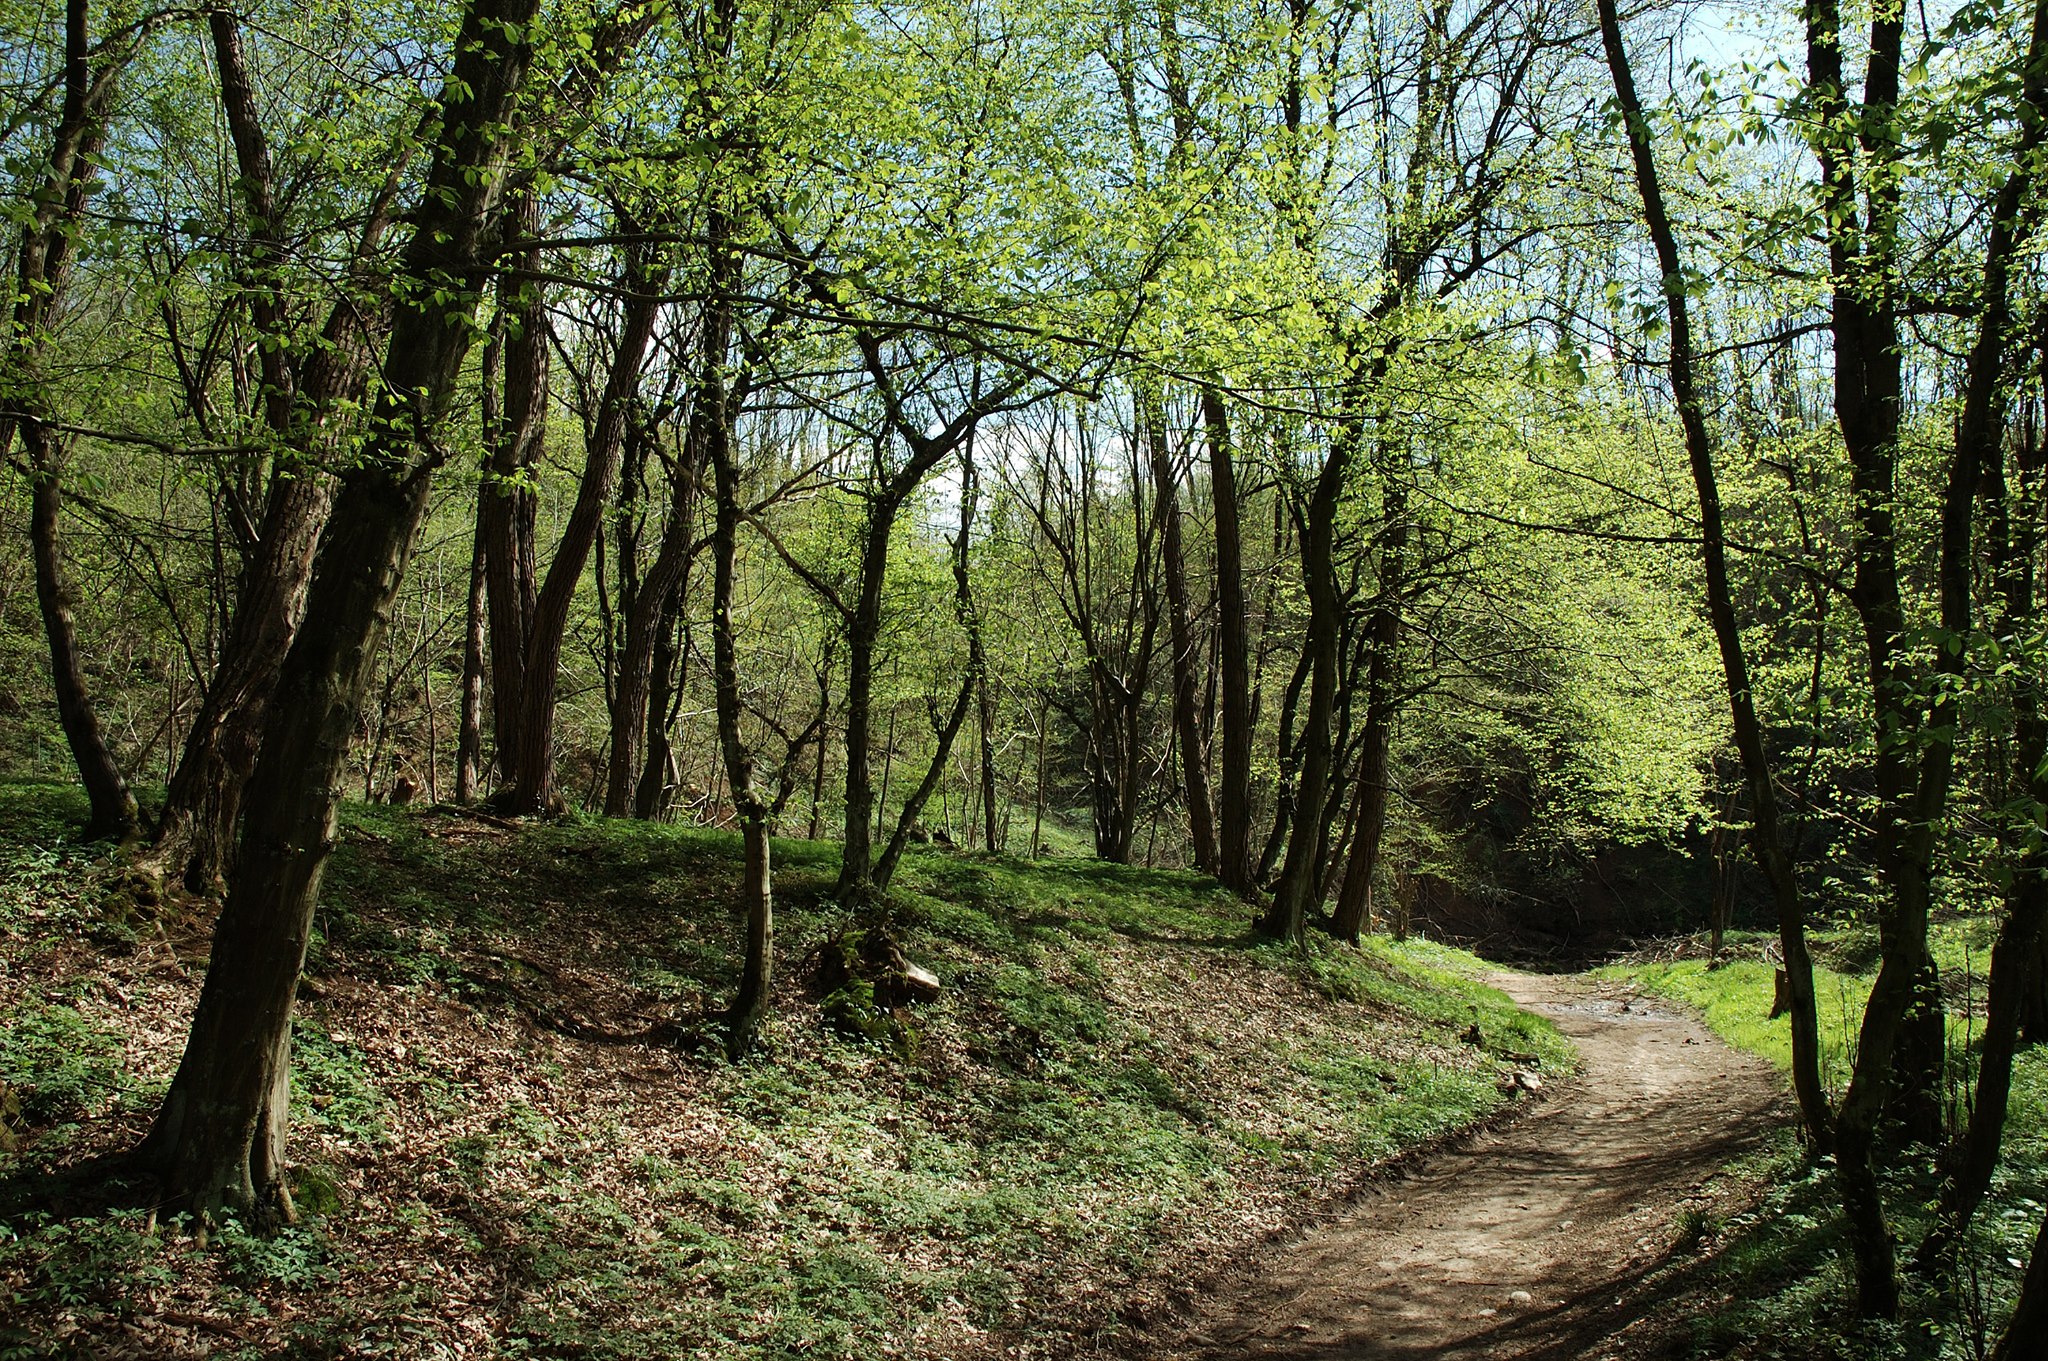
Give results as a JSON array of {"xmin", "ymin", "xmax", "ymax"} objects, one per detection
[
  {"xmin": 1262, "ymin": 421, "xmax": 1355, "ymax": 940},
  {"xmin": 607, "ymin": 317, "xmax": 710, "ymax": 815},
  {"xmin": 830, "ymin": 344, "xmax": 1022, "ymax": 900},
  {"xmin": 1923, "ymin": 28, "xmax": 2048, "ymax": 1230},
  {"xmin": 480, "ymin": 211, "xmax": 544, "ymax": 791},
  {"xmin": 456, "ymin": 506, "xmax": 488, "ymax": 802},
  {"xmin": 136, "ymin": 0, "xmax": 542, "ymax": 1220},
  {"xmin": 699, "ymin": 245, "xmax": 771, "ymax": 1058},
  {"xmin": 874, "ymin": 455, "xmax": 983, "ymax": 890}
]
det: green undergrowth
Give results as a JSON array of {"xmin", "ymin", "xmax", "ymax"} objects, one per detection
[
  {"xmin": 0, "ymin": 784, "xmax": 1566, "ymax": 1360},
  {"xmin": 1603, "ymin": 928, "xmax": 2048, "ymax": 1360}
]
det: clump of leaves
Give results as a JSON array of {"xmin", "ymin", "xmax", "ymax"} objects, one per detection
[
  {"xmin": 0, "ymin": 1209, "xmax": 175, "ymax": 1347},
  {"xmin": 290, "ymin": 1017, "xmax": 387, "ymax": 1148},
  {"xmin": 0, "ymin": 998, "xmax": 125, "ymax": 1131}
]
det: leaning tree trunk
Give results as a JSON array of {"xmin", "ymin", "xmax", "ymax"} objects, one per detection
[
  {"xmin": 1597, "ymin": 0, "xmax": 1835, "ymax": 1151},
  {"xmin": 502, "ymin": 237, "xmax": 666, "ymax": 814},
  {"xmin": 26, "ymin": 427, "xmax": 136, "ymax": 840},
  {"xmin": 134, "ymin": 0, "xmax": 541, "ymax": 1222}
]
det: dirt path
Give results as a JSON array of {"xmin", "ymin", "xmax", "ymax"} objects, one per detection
[{"xmin": 1143, "ymin": 972, "xmax": 1781, "ymax": 1361}]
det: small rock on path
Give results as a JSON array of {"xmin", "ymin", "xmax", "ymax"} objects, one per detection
[{"xmin": 1142, "ymin": 971, "xmax": 1781, "ymax": 1360}]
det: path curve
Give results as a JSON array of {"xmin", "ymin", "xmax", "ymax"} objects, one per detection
[{"xmin": 1144, "ymin": 972, "xmax": 1781, "ymax": 1361}]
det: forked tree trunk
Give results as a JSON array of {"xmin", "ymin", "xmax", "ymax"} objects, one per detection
[
  {"xmin": 157, "ymin": 474, "xmax": 330, "ymax": 886},
  {"xmin": 634, "ymin": 594, "xmax": 688, "ymax": 818},
  {"xmin": 873, "ymin": 453, "xmax": 983, "ymax": 890},
  {"xmin": 135, "ymin": 0, "xmax": 541, "ymax": 1221},
  {"xmin": 831, "ymin": 348, "xmax": 1022, "ymax": 901},
  {"xmin": 1262, "ymin": 423, "xmax": 1353, "ymax": 940},
  {"xmin": 609, "ymin": 326, "xmax": 712, "ymax": 815},
  {"xmin": 480, "ymin": 221, "xmax": 544, "ymax": 790}
]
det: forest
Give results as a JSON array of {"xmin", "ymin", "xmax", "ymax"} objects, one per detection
[{"xmin": 2, "ymin": 0, "xmax": 2047, "ymax": 1355}]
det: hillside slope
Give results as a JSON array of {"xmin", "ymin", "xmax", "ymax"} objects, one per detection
[{"xmin": 0, "ymin": 786, "xmax": 1568, "ymax": 1359}]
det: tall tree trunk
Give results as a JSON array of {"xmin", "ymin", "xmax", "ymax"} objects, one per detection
[
  {"xmin": 978, "ymin": 667, "xmax": 1001, "ymax": 853},
  {"xmin": 480, "ymin": 212, "xmax": 545, "ymax": 791},
  {"xmin": 456, "ymin": 507, "xmax": 488, "ymax": 802},
  {"xmin": 26, "ymin": 429, "xmax": 136, "ymax": 840},
  {"xmin": 829, "ymin": 347, "xmax": 1019, "ymax": 899},
  {"xmin": 608, "ymin": 336, "xmax": 711, "ymax": 815},
  {"xmin": 874, "ymin": 456, "xmax": 983, "ymax": 890},
  {"xmin": 635, "ymin": 591, "xmax": 688, "ymax": 818},
  {"xmin": 1921, "ymin": 6, "xmax": 2048, "ymax": 1235},
  {"xmin": 836, "ymin": 494, "xmax": 896, "ymax": 900},
  {"xmin": 158, "ymin": 472, "xmax": 331, "ymax": 884},
  {"xmin": 1144, "ymin": 387, "xmax": 1218, "ymax": 873},
  {"xmin": 135, "ymin": 0, "xmax": 541, "ymax": 1220},
  {"xmin": 3, "ymin": 0, "xmax": 135, "ymax": 841},
  {"xmin": 154, "ymin": 8, "xmax": 350, "ymax": 888},
  {"xmin": 701, "ymin": 257, "xmax": 770, "ymax": 1058},
  {"xmin": 1202, "ymin": 388, "xmax": 1256, "ymax": 894}
]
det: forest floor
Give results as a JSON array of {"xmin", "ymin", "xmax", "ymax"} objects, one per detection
[
  {"xmin": 0, "ymin": 786, "xmax": 1579, "ymax": 1361},
  {"xmin": 1135, "ymin": 973, "xmax": 1783, "ymax": 1361}
]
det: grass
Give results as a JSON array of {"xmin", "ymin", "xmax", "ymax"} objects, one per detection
[
  {"xmin": 1602, "ymin": 926, "xmax": 2048, "ymax": 1360},
  {"xmin": 0, "ymin": 782, "xmax": 1568, "ymax": 1360}
]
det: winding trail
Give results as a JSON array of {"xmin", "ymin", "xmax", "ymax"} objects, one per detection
[{"xmin": 1147, "ymin": 972, "xmax": 1782, "ymax": 1361}]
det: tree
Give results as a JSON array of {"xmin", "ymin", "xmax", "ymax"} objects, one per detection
[
  {"xmin": 136, "ymin": 0, "xmax": 548, "ymax": 1220},
  {"xmin": 2, "ymin": 0, "xmax": 144, "ymax": 841}
]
